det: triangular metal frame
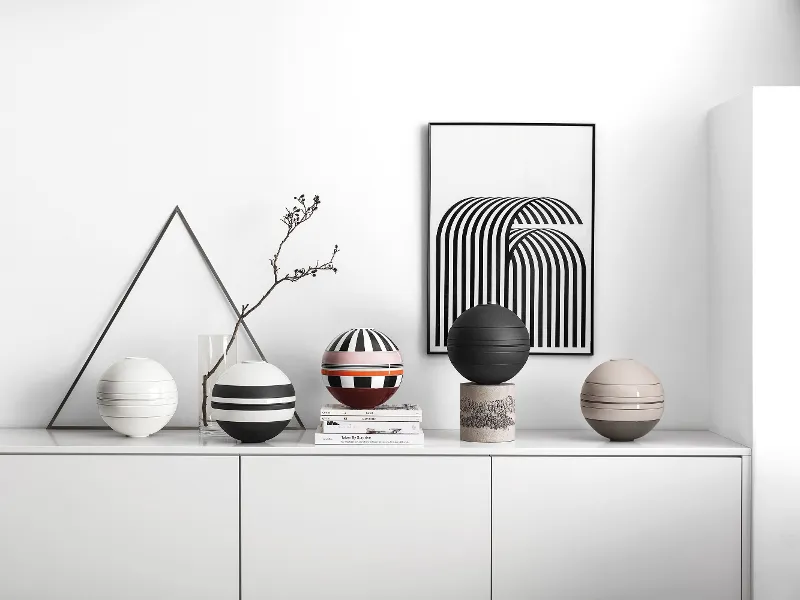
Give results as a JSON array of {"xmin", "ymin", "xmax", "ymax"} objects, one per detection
[{"xmin": 48, "ymin": 205, "xmax": 306, "ymax": 430}]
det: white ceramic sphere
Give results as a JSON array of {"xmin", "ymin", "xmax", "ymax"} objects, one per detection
[
  {"xmin": 96, "ymin": 357, "xmax": 177, "ymax": 437},
  {"xmin": 98, "ymin": 404, "xmax": 177, "ymax": 418},
  {"xmin": 97, "ymin": 392, "xmax": 178, "ymax": 401},
  {"xmin": 99, "ymin": 357, "xmax": 175, "ymax": 382},
  {"xmin": 97, "ymin": 400, "xmax": 176, "ymax": 408},
  {"xmin": 101, "ymin": 415, "xmax": 173, "ymax": 438},
  {"xmin": 97, "ymin": 380, "xmax": 178, "ymax": 395}
]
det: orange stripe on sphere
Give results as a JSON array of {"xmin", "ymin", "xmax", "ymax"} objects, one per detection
[{"xmin": 320, "ymin": 369, "xmax": 404, "ymax": 377}]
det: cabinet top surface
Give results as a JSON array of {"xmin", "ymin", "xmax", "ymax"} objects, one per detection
[{"xmin": 0, "ymin": 429, "xmax": 750, "ymax": 456}]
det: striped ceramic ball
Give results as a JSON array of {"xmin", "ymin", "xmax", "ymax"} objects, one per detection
[
  {"xmin": 211, "ymin": 361, "xmax": 295, "ymax": 443},
  {"xmin": 447, "ymin": 304, "xmax": 529, "ymax": 385},
  {"xmin": 321, "ymin": 328, "xmax": 403, "ymax": 409}
]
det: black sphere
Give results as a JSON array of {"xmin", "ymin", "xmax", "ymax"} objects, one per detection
[{"xmin": 447, "ymin": 304, "xmax": 530, "ymax": 384}]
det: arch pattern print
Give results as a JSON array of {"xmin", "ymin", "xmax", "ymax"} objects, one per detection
[
  {"xmin": 434, "ymin": 198, "xmax": 586, "ymax": 350},
  {"xmin": 506, "ymin": 228, "xmax": 587, "ymax": 350},
  {"xmin": 427, "ymin": 123, "xmax": 595, "ymax": 356}
]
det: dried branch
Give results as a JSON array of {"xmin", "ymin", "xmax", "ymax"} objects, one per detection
[
  {"xmin": 270, "ymin": 194, "xmax": 321, "ymax": 284},
  {"xmin": 200, "ymin": 195, "xmax": 339, "ymax": 427},
  {"xmin": 246, "ymin": 243, "xmax": 339, "ymax": 317}
]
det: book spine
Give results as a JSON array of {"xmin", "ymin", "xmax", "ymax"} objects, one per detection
[
  {"xmin": 320, "ymin": 409, "xmax": 422, "ymax": 419},
  {"xmin": 321, "ymin": 421, "xmax": 422, "ymax": 434},
  {"xmin": 315, "ymin": 432, "xmax": 425, "ymax": 445},
  {"xmin": 318, "ymin": 415, "xmax": 421, "ymax": 423}
]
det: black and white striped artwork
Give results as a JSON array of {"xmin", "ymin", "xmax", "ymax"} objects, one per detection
[{"xmin": 428, "ymin": 123, "xmax": 594, "ymax": 355}]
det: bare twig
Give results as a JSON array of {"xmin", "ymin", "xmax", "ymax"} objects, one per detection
[
  {"xmin": 247, "ymin": 244, "xmax": 339, "ymax": 317},
  {"xmin": 201, "ymin": 195, "xmax": 339, "ymax": 427},
  {"xmin": 270, "ymin": 194, "xmax": 322, "ymax": 283}
]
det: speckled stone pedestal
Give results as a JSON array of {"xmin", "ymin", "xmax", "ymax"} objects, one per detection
[{"xmin": 460, "ymin": 382, "xmax": 516, "ymax": 443}]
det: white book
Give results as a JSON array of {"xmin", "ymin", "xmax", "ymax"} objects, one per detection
[
  {"xmin": 315, "ymin": 426, "xmax": 424, "ymax": 445},
  {"xmin": 320, "ymin": 403, "xmax": 422, "ymax": 420},
  {"xmin": 321, "ymin": 420, "xmax": 422, "ymax": 434},
  {"xmin": 319, "ymin": 414, "xmax": 418, "ymax": 422}
]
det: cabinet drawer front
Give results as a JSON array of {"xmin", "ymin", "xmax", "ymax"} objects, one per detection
[
  {"xmin": 0, "ymin": 455, "xmax": 239, "ymax": 600},
  {"xmin": 492, "ymin": 456, "xmax": 741, "ymax": 600},
  {"xmin": 242, "ymin": 456, "xmax": 490, "ymax": 600}
]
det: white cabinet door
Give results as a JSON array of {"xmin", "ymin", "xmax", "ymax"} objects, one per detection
[
  {"xmin": 0, "ymin": 455, "xmax": 239, "ymax": 600},
  {"xmin": 241, "ymin": 456, "xmax": 491, "ymax": 600},
  {"xmin": 492, "ymin": 456, "xmax": 742, "ymax": 600}
]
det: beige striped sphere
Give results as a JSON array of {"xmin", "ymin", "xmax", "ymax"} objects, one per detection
[{"xmin": 581, "ymin": 359, "xmax": 664, "ymax": 441}]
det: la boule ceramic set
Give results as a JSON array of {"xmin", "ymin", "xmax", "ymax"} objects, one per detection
[
  {"xmin": 96, "ymin": 357, "xmax": 177, "ymax": 438},
  {"xmin": 321, "ymin": 328, "xmax": 403, "ymax": 409},
  {"xmin": 581, "ymin": 359, "xmax": 665, "ymax": 442},
  {"xmin": 210, "ymin": 361, "xmax": 296, "ymax": 443}
]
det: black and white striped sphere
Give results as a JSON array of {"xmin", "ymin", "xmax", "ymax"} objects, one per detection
[{"xmin": 211, "ymin": 361, "xmax": 295, "ymax": 443}]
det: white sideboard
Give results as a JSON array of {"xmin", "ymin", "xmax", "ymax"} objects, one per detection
[{"xmin": 0, "ymin": 429, "xmax": 750, "ymax": 600}]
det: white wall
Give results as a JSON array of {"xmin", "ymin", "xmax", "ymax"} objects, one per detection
[
  {"xmin": 709, "ymin": 85, "xmax": 800, "ymax": 600},
  {"xmin": 708, "ymin": 93, "xmax": 754, "ymax": 447},
  {"xmin": 751, "ymin": 86, "xmax": 800, "ymax": 600},
  {"xmin": 2, "ymin": 1, "xmax": 800, "ymax": 429}
]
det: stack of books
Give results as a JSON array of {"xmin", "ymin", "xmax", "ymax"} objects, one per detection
[{"xmin": 315, "ymin": 403, "xmax": 424, "ymax": 445}]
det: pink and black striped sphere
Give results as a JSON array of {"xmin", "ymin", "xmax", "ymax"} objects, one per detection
[{"xmin": 321, "ymin": 328, "xmax": 403, "ymax": 409}]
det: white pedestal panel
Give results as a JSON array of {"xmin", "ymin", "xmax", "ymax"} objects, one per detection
[
  {"xmin": 492, "ymin": 456, "xmax": 742, "ymax": 600},
  {"xmin": 241, "ymin": 455, "xmax": 491, "ymax": 600},
  {"xmin": 0, "ymin": 455, "xmax": 239, "ymax": 600}
]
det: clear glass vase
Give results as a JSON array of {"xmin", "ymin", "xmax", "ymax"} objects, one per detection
[{"xmin": 198, "ymin": 334, "xmax": 239, "ymax": 435}]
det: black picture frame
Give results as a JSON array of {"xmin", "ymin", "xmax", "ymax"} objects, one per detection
[{"xmin": 426, "ymin": 122, "xmax": 596, "ymax": 356}]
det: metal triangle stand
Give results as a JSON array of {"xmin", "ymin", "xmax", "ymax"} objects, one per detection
[{"xmin": 48, "ymin": 205, "xmax": 306, "ymax": 431}]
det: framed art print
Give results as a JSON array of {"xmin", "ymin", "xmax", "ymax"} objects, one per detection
[{"xmin": 427, "ymin": 123, "xmax": 595, "ymax": 355}]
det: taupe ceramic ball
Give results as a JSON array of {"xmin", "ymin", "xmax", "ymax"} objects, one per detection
[
  {"xmin": 447, "ymin": 304, "xmax": 530, "ymax": 385},
  {"xmin": 581, "ymin": 359, "xmax": 664, "ymax": 441}
]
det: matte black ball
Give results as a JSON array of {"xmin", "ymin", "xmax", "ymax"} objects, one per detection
[{"xmin": 447, "ymin": 304, "xmax": 530, "ymax": 384}]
